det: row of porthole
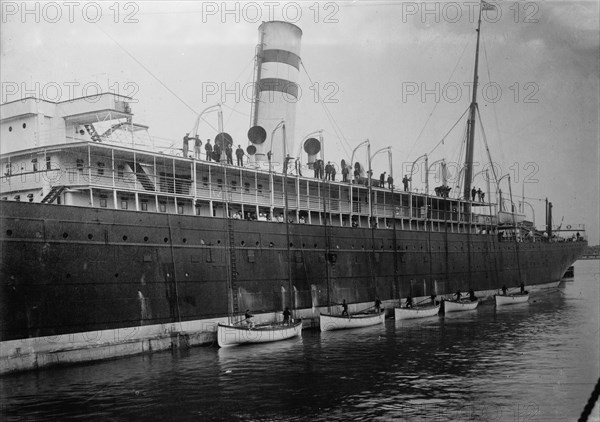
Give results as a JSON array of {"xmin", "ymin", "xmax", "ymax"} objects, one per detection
[
  {"xmin": 7, "ymin": 123, "xmax": 27, "ymax": 132},
  {"xmin": 5, "ymin": 229, "xmax": 455, "ymax": 252}
]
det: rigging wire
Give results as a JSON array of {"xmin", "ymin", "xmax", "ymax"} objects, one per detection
[
  {"xmin": 427, "ymin": 106, "xmax": 470, "ymax": 157},
  {"xmin": 92, "ymin": 22, "xmax": 218, "ymax": 133},
  {"xmin": 300, "ymin": 61, "xmax": 352, "ymax": 160},
  {"xmin": 406, "ymin": 37, "xmax": 473, "ymax": 160}
]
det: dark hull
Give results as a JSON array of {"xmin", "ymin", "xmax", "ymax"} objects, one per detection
[{"xmin": 0, "ymin": 201, "xmax": 586, "ymax": 372}]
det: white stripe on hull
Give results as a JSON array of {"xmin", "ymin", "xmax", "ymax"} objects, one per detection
[
  {"xmin": 319, "ymin": 312, "xmax": 385, "ymax": 331},
  {"xmin": 217, "ymin": 321, "xmax": 302, "ymax": 347}
]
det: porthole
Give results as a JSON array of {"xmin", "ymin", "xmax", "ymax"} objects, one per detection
[
  {"xmin": 217, "ymin": 240, "xmax": 221, "ymax": 244},
  {"xmin": 270, "ymin": 242, "xmax": 274, "ymax": 247},
  {"xmin": 255, "ymin": 241, "xmax": 260, "ymax": 246},
  {"xmin": 66, "ymin": 273, "xmax": 71, "ymax": 278},
  {"xmin": 63, "ymin": 232, "xmax": 68, "ymax": 238},
  {"xmin": 88, "ymin": 234, "xmax": 93, "ymax": 240},
  {"xmin": 114, "ymin": 273, "xmax": 119, "ymax": 278},
  {"xmin": 22, "ymin": 123, "xmax": 26, "ymax": 129},
  {"xmin": 302, "ymin": 243, "xmax": 306, "ymax": 248},
  {"xmin": 289, "ymin": 242, "xmax": 293, "ymax": 247},
  {"xmin": 164, "ymin": 237, "xmax": 168, "ymax": 243},
  {"xmin": 314, "ymin": 243, "xmax": 318, "ymax": 248},
  {"xmin": 6, "ymin": 229, "xmax": 12, "ymax": 236},
  {"xmin": 8, "ymin": 126, "xmax": 12, "ymax": 132},
  {"xmin": 144, "ymin": 236, "xmax": 149, "ymax": 242},
  {"xmin": 183, "ymin": 238, "xmax": 187, "ymax": 243},
  {"xmin": 122, "ymin": 235, "xmax": 128, "ymax": 241},
  {"xmin": 241, "ymin": 241, "xmax": 245, "ymax": 246}
]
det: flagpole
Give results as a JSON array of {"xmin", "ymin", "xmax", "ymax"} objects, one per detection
[{"xmin": 462, "ymin": 0, "xmax": 486, "ymax": 202}]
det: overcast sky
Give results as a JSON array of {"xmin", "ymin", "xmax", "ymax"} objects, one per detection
[{"xmin": 2, "ymin": 1, "xmax": 598, "ymax": 243}]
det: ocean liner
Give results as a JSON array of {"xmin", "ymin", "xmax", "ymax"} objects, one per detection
[{"xmin": 0, "ymin": 16, "xmax": 587, "ymax": 373}]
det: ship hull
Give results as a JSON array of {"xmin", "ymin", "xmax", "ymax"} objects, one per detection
[{"xmin": 0, "ymin": 202, "xmax": 587, "ymax": 373}]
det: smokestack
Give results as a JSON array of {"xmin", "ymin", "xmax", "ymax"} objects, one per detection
[{"xmin": 249, "ymin": 21, "xmax": 302, "ymax": 166}]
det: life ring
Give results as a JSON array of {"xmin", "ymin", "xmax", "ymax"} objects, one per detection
[{"xmin": 566, "ymin": 225, "xmax": 572, "ymax": 229}]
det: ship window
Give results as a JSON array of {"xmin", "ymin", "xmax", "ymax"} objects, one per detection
[
  {"xmin": 203, "ymin": 176, "xmax": 208, "ymax": 187},
  {"xmin": 159, "ymin": 203, "xmax": 167, "ymax": 212},
  {"xmin": 100, "ymin": 198, "xmax": 107, "ymax": 208},
  {"xmin": 8, "ymin": 126, "xmax": 12, "ymax": 132},
  {"xmin": 144, "ymin": 236, "xmax": 149, "ymax": 242},
  {"xmin": 121, "ymin": 200, "xmax": 128, "ymax": 210},
  {"xmin": 6, "ymin": 230, "xmax": 12, "ymax": 236},
  {"xmin": 88, "ymin": 234, "xmax": 93, "ymax": 240},
  {"xmin": 79, "ymin": 129, "xmax": 85, "ymax": 135},
  {"xmin": 177, "ymin": 204, "xmax": 184, "ymax": 214},
  {"xmin": 141, "ymin": 202, "xmax": 148, "ymax": 211},
  {"xmin": 31, "ymin": 159, "xmax": 38, "ymax": 172},
  {"xmin": 122, "ymin": 235, "xmax": 128, "ymax": 241},
  {"xmin": 97, "ymin": 162, "xmax": 105, "ymax": 176},
  {"xmin": 117, "ymin": 165, "xmax": 124, "ymax": 178},
  {"xmin": 244, "ymin": 183, "xmax": 250, "ymax": 193},
  {"xmin": 195, "ymin": 206, "xmax": 201, "ymax": 216},
  {"xmin": 217, "ymin": 178, "xmax": 223, "ymax": 188},
  {"xmin": 22, "ymin": 123, "xmax": 26, "ymax": 129},
  {"xmin": 46, "ymin": 157, "xmax": 51, "ymax": 170},
  {"xmin": 257, "ymin": 184, "xmax": 263, "ymax": 194},
  {"xmin": 231, "ymin": 180, "xmax": 237, "ymax": 191}
]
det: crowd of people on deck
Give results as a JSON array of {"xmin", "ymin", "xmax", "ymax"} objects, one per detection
[{"xmin": 182, "ymin": 133, "xmax": 247, "ymax": 166}]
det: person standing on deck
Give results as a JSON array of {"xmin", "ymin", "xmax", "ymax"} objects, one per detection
[
  {"xmin": 402, "ymin": 175, "xmax": 411, "ymax": 191},
  {"xmin": 481, "ymin": 191, "xmax": 485, "ymax": 202},
  {"xmin": 477, "ymin": 188, "xmax": 482, "ymax": 202},
  {"xmin": 471, "ymin": 187, "xmax": 477, "ymax": 201},
  {"xmin": 501, "ymin": 284, "xmax": 508, "ymax": 295},
  {"xmin": 182, "ymin": 133, "xmax": 190, "ymax": 157},
  {"xmin": 194, "ymin": 136, "xmax": 202, "ymax": 159},
  {"xmin": 205, "ymin": 139, "xmax": 213, "ymax": 161},
  {"xmin": 213, "ymin": 142, "xmax": 222, "ymax": 162},
  {"xmin": 225, "ymin": 144, "xmax": 233, "ymax": 165},
  {"xmin": 325, "ymin": 162, "xmax": 332, "ymax": 180},
  {"xmin": 405, "ymin": 296, "xmax": 413, "ymax": 308},
  {"xmin": 236, "ymin": 145, "xmax": 244, "ymax": 166},
  {"xmin": 331, "ymin": 165, "xmax": 336, "ymax": 181},
  {"xmin": 380, "ymin": 172, "xmax": 386, "ymax": 188},
  {"xmin": 520, "ymin": 282, "xmax": 525, "ymax": 294},
  {"xmin": 387, "ymin": 175, "xmax": 394, "ymax": 190},
  {"xmin": 342, "ymin": 165, "xmax": 349, "ymax": 182}
]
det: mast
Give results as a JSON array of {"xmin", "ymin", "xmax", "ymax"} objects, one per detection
[{"xmin": 463, "ymin": 1, "xmax": 484, "ymax": 201}]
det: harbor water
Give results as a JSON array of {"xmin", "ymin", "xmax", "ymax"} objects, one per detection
[{"xmin": 1, "ymin": 260, "xmax": 598, "ymax": 421}]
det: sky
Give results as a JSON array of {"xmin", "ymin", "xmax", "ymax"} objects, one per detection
[{"xmin": 1, "ymin": 0, "xmax": 599, "ymax": 243}]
